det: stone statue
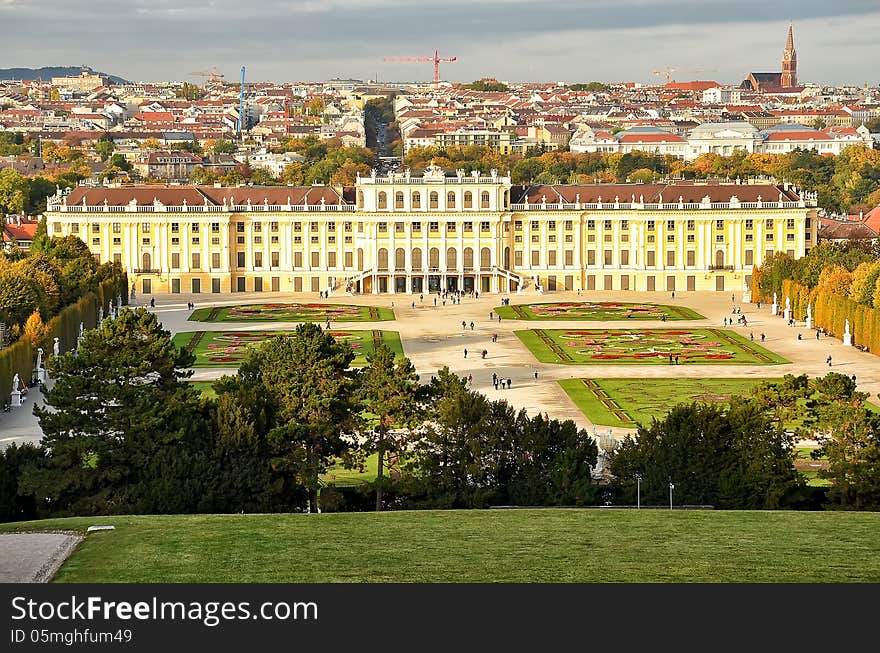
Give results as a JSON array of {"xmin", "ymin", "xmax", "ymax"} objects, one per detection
[
  {"xmin": 36, "ymin": 348, "xmax": 43, "ymax": 370},
  {"xmin": 79, "ymin": 322, "xmax": 84, "ymax": 337},
  {"xmin": 771, "ymin": 292, "xmax": 779, "ymax": 316},
  {"xmin": 12, "ymin": 373, "xmax": 20, "ymax": 393},
  {"xmin": 843, "ymin": 318, "xmax": 852, "ymax": 346},
  {"xmin": 98, "ymin": 306, "xmax": 104, "ymax": 324},
  {"xmin": 53, "ymin": 337, "xmax": 60, "ymax": 356}
]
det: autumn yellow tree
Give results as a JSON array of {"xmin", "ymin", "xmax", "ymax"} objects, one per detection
[
  {"xmin": 22, "ymin": 310, "xmax": 49, "ymax": 349},
  {"xmin": 818, "ymin": 265, "xmax": 853, "ymax": 297}
]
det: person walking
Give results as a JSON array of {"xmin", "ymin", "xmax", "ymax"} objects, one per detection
[
  {"xmin": 826, "ymin": 355, "xmax": 832, "ymax": 367},
  {"xmin": 760, "ymin": 333, "xmax": 765, "ymax": 342},
  {"xmin": 492, "ymin": 372, "xmax": 497, "ymax": 385},
  {"xmin": 674, "ymin": 354, "xmax": 680, "ymax": 365},
  {"xmin": 464, "ymin": 348, "xmax": 468, "ymax": 359},
  {"xmin": 481, "ymin": 349, "xmax": 487, "ymax": 359},
  {"xmin": 434, "ymin": 297, "xmax": 437, "ymax": 307},
  {"xmin": 470, "ymin": 321, "xmax": 474, "ymax": 330},
  {"xmin": 671, "ymin": 290, "xmax": 675, "ymax": 300},
  {"xmin": 750, "ymin": 332, "xmax": 754, "ymax": 341},
  {"xmin": 498, "ymin": 315, "xmax": 502, "ymax": 323},
  {"xmin": 506, "ymin": 378, "xmax": 511, "ymax": 390},
  {"xmin": 534, "ymin": 370, "xmax": 538, "ymax": 382},
  {"xmin": 467, "ymin": 373, "xmax": 473, "ymax": 385},
  {"xmin": 461, "ymin": 320, "xmax": 466, "ymax": 330},
  {"xmin": 489, "ymin": 311, "xmax": 493, "ymax": 320},
  {"xmin": 797, "ymin": 333, "xmax": 802, "ymax": 340}
]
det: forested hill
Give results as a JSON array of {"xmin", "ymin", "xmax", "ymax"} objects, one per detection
[{"xmin": 0, "ymin": 66, "xmax": 129, "ymax": 84}]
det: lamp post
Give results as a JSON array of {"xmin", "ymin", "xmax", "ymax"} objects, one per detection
[
  {"xmin": 669, "ymin": 482, "xmax": 675, "ymax": 510},
  {"xmin": 635, "ymin": 473, "xmax": 642, "ymax": 510}
]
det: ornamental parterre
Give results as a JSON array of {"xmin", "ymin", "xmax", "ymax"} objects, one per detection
[{"xmin": 558, "ymin": 329, "xmax": 733, "ymax": 361}]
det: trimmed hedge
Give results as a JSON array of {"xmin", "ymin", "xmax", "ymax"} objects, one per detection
[
  {"xmin": 782, "ymin": 278, "xmax": 880, "ymax": 354},
  {"xmin": 0, "ymin": 274, "xmax": 127, "ymax": 404}
]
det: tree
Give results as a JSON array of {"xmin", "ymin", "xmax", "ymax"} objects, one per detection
[
  {"xmin": 0, "ymin": 270, "xmax": 41, "ymax": 327},
  {"xmin": 0, "ymin": 168, "xmax": 30, "ymax": 215},
  {"xmin": 0, "ymin": 444, "xmax": 42, "ymax": 522},
  {"xmin": 22, "ymin": 310, "xmax": 49, "ymax": 349},
  {"xmin": 807, "ymin": 373, "xmax": 880, "ymax": 509},
  {"xmin": 609, "ymin": 400, "xmax": 803, "ymax": 509},
  {"xmin": 209, "ymin": 139, "xmax": 236, "ymax": 155},
  {"xmin": 94, "ymin": 139, "xmax": 115, "ymax": 162},
  {"xmin": 26, "ymin": 308, "xmax": 210, "ymax": 516},
  {"xmin": 307, "ymin": 97, "xmax": 326, "ymax": 117},
  {"xmin": 360, "ymin": 344, "xmax": 422, "ymax": 510},
  {"xmin": 463, "ymin": 79, "xmax": 509, "ymax": 92},
  {"xmin": 232, "ymin": 325, "xmax": 360, "ymax": 512}
]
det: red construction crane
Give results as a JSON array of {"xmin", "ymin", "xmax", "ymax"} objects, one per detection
[{"xmin": 383, "ymin": 50, "xmax": 457, "ymax": 87}]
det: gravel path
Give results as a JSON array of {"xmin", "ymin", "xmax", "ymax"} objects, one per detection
[{"xmin": 0, "ymin": 533, "xmax": 82, "ymax": 582}]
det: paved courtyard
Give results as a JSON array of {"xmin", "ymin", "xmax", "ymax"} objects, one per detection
[{"xmin": 3, "ymin": 289, "xmax": 878, "ymax": 444}]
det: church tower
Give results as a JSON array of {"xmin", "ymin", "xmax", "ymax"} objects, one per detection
[{"xmin": 781, "ymin": 22, "xmax": 797, "ymax": 88}]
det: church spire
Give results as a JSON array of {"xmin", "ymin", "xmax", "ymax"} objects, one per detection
[{"xmin": 785, "ymin": 22, "xmax": 794, "ymax": 51}]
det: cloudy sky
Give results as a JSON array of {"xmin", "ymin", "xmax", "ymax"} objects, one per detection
[{"xmin": 2, "ymin": 0, "xmax": 878, "ymax": 85}]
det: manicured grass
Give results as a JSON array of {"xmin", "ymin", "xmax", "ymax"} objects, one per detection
[
  {"xmin": 189, "ymin": 303, "xmax": 395, "ymax": 323},
  {"xmin": 495, "ymin": 301, "xmax": 704, "ymax": 321},
  {"xmin": 188, "ymin": 381, "xmax": 217, "ymax": 398},
  {"xmin": 560, "ymin": 377, "xmax": 780, "ymax": 428},
  {"xmin": 2, "ymin": 511, "xmax": 878, "ymax": 582},
  {"xmin": 173, "ymin": 330, "xmax": 404, "ymax": 368},
  {"xmin": 515, "ymin": 328, "xmax": 789, "ymax": 365},
  {"xmin": 323, "ymin": 454, "xmax": 379, "ymax": 487}
]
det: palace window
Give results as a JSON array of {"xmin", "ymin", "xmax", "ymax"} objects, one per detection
[
  {"xmin": 236, "ymin": 222, "xmax": 245, "ymax": 233},
  {"xmin": 464, "ymin": 222, "xmax": 473, "ymax": 232},
  {"xmin": 667, "ymin": 220, "xmax": 675, "ymax": 230},
  {"xmin": 429, "ymin": 192, "xmax": 438, "ymax": 209},
  {"xmin": 564, "ymin": 220, "xmax": 573, "ymax": 230},
  {"xmin": 113, "ymin": 222, "xmax": 122, "ymax": 234},
  {"xmin": 311, "ymin": 221, "xmax": 319, "ymax": 232},
  {"xmin": 715, "ymin": 219, "xmax": 724, "ymax": 230},
  {"xmin": 481, "ymin": 191, "xmax": 490, "ymax": 208},
  {"xmin": 587, "ymin": 220, "xmax": 595, "ymax": 230},
  {"xmin": 548, "ymin": 221, "xmax": 556, "ymax": 230},
  {"xmin": 765, "ymin": 219, "xmax": 774, "ymax": 229},
  {"xmin": 429, "ymin": 221, "xmax": 439, "ymax": 232},
  {"xmin": 142, "ymin": 222, "xmax": 151, "ymax": 233},
  {"xmin": 211, "ymin": 222, "xmax": 220, "ymax": 233},
  {"xmin": 621, "ymin": 220, "xmax": 628, "ymax": 230},
  {"xmin": 515, "ymin": 221, "xmax": 523, "ymax": 231},
  {"xmin": 745, "ymin": 219, "xmax": 753, "ymax": 229},
  {"xmin": 395, "ymin": 222, "xmax": 405, "ymax": 233},
  {"xmin": 786, "ymin": 218, "xmax": 795, "ymax": 229},
  {"xmin": 192, "ymin": 223, "xmax": 200, "ymax": 233},
  {"xmin": 378, "ymin": 222, "xmax": 387, "ymax": 233},
  {"xmin": 412, "ymin": 192, "xmax": 421, "ymax": 208},
  {"xmin": 254, "ymin": 222, "xmax": 262, "ymax": 232},
  {"xmin": 464, "ymin": 192, "xmax": 473, "ymax": 209},
  {"xmin": 271, "ymin": 222, "xmax": 279, "ymax": 232},
  {"xmin": 294, "ymin": 222, "xmax": 301, "ymax": 232},
  {"xmin": 447, "ymin": 192, "xmax": 456, "ymax": 208},
  {"xmin": 447, "ymin": 222, "xmax": 456, "ymax": 233},
  {"xmin": 412, "ymin": 222, "xmax": 422, "ymax": 232},
  {"xmin": 686, "ymin": 220, "xmax": 694, "ymax": 231},
  {"xmin": 395, "ymin": 192, "xmax": 404, "ymax": 208},
  {"xmin": 766, "ymin": 233, "xmax": 774, "ymax": 241},
  {"xmin": 531, "ymin": 220, "xmax": 539, "ymax": 230},
  {"xmin": 604, "ymin": 220, "xmax": 612, "ymax": 230},
  {"xmin": 480, "ymin": 221, "xmax": 490, "ymax": 232},
  {"xmin": 378, "ymin": 192, "xmax": 388, "ymax": 209},
  {"xmin": 647, "ymin": 220, "xmax": 655, "ymax": 230}
]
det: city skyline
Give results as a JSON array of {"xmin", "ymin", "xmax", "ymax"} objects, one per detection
[{"xmin": 1, "ymin": 0, "xmax": 879, "ymax": 86}]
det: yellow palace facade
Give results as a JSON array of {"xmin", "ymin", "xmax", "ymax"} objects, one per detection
[{"xmin": 44, "ymin": 165, "xmax": 818, "ymax": 297}]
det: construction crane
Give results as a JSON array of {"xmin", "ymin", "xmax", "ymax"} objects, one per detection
[
  {"xmin": 189, "ymin": 67, "xmax": 225, "ymax": 83},
  {"xmin": 382, "ymin": 50, "xmax": 456, "ymax": 88},
  {"xmin": 651, "ymin": 66, "xmax": 717, "ymax": 84}
]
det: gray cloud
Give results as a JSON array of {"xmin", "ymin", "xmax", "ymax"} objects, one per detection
[{"xmin": 2, "ymin": 0, "xmax": 878, "ymax": 85}]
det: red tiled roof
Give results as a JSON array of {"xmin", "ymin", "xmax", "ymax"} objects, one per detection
[
  {"xmin": 618, "ymin": 133, "xmax": 686, "ymax": 143},
  {"xmin": 765, "ymin": 131, "xmax": 831, "ymax": 141}
]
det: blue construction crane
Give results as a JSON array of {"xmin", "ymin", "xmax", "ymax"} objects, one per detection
[{"xmin": 238, "ymin": 65, "xmax": 245, "ymax": 136}]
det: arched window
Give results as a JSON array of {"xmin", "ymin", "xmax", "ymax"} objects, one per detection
[
  {"xmin": 429, "ymin": 247, "xmax": 440, "ymax": 270},
  {"xmin": 463, "ymin": 247, "xmax": 474, "ymax": 270},
  {"xmin": 412, "ymin": 247, "xmax": 423, "ymax": 271},
  {"xmin": 447, "ymin": 192, "xmax": 456, "ymax": 208},
  {"xmin": 378, "ymin": 248, "xmax": 388, "ymax": 271},
  {"xmin": 357, "ymin": 248, "xmax": 364, "ymax": 270},
  {"xmin": 395, "ymin": 192, "xmax": 404, "ymax": 209},
  {"xmin": 480, "ymin": 247, "xmax": 491, "ymax": 269},
  {"xmin": 503, "ymin": 246, "xmax": 510, "ymax": 269},
  {"xmin": 357, "ymin": 190, "xmax": 364, "ymax": 209},
  {"xmin": 715, "ymin": 250, "xmax": 724, "ymax": 268},
  {"xmin": 377, "ymin": 191, "xmax": 387, "ymax": 209},
  {"xmin": 142, "ymin": 252, "xmax": 152, "ymax": 270},
  {"xmin": 463, "ymin": 191, "xmax": 473, "ymax": 209},
  {"xmin": 481, "ymin": 191, "xmax": 490, "ymax": 208},
  {"xmin": 446, "ymin": 247, "xmax": 457, "ymax": 270},
  {"xmin": 395, "ymin": 247, "xmax": 406, "ymax": 270},
  {"xmin": 429, "ymin": 191, "xmax": 439, "ymax": 209},
  {"xmin": 503, "ymin": 190, "xmax": 509, "ymax": 208},
  {"xmin": 412, "ymin": 191, "xmax": 421, "ymax": 208}
]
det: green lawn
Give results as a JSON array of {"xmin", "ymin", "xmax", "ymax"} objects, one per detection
[
  {"xmin": 189, "ymin": 303, "xmax": 395, "ymax": 323},
  {"xmin": 2, "ymin": 511, "xmax": 878, "ymax": 582},
  {"xmin": 174, "ymin": 330, "xmax": 404, "ymax": 368},
  {"xmin": 496, "ymin": 301, "xmax": 704, "ymax": 321},
  {"xmin": 188, "ymin": 381, "xmax": 217, "ymax": 398},
  {"xmin": 516, "ymin": 328, "xmax": 789, "ymax": 365},
  {"xmin": 560, "ymin": 377, "xmax": 780, "ymax": 428}
]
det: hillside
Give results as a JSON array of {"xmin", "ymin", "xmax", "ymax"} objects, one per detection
[
  {"xmin": 2, "ymin": 510, "xmax": 878, "ymax": 582},
  {"xmin": 0, "ymin": 66, "xmax": 129, "ymax": 84}
]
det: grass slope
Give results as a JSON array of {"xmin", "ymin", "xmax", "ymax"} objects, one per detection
[
  {"xmin": 2, "ymin": 511, "xmax": 878, "ymax": 583},
  {"xmin": 560, "ymin": 377, "xmax": 780, "ymax": 428}
]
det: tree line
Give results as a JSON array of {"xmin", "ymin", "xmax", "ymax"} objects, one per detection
[{"xmin": 3, "ymin": 308, "xmax": 876, "ymax": 523}]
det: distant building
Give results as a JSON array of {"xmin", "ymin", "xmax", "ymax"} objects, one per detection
[
  {"xmin": 742, "ymin": 23, "xmax": 803, "ymax": 93},
  {"xmin": 50, "ymin": 72, "xmax": 110, "ymax": 93},
  {"xmin": 2, "ymin": 215, "xmax": 39, "ymax": 251}
]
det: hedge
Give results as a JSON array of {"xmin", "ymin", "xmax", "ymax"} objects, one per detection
[
  {"xmin": 782, "ymin": 278, "xmax": 880, "ymax": 355},
  {"xmin": 0, "ymin": 274, "xmax": 128, "ymax": 405}
]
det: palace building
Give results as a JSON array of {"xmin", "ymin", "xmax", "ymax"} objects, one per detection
[{"xmin": 44, "ymin": 165, "xmax": 818, "ymax": 297}]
